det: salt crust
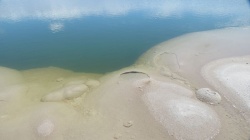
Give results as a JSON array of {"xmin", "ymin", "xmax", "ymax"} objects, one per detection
[
  {"xmin": 37, "ymin": 119, "xmax": 54, "ymax": 137},
  {"xmin": 141, "ymin": 79, "xmax": 220, "ymax": 140},
  {"xmin": 202, "ymin": 56, "xmax": 250, "ymax": 123}
]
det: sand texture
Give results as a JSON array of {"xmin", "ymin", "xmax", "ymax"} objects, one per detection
[{"xmin": 0, "ymin": 27, "xmax": 250, "ymax": 140}]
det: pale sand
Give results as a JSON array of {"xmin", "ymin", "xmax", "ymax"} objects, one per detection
[
  {"xmin": 202, "ymin": 56, "xmax": 250, "ymax": 124},
  {"xmin": 0, "ymin": 27, "xmax": 250, "ymax": 140},
  {"xmin": 136, "ymin": 26, "xmax": 250, "ymax": 88}
]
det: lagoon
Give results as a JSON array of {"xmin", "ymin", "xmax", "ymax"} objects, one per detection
[{"xmin": 0, "ymin": 0, "xmax": 250, "ymax": 73}]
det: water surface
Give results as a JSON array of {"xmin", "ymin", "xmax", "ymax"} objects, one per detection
[{"xmin": 0, "ymin": 0, "xmax": 250, "ymax": 73}]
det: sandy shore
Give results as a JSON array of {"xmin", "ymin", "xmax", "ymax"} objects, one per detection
[{"xmin": 0, "ymin": 27, "xmax": 250, "ymax": 140}]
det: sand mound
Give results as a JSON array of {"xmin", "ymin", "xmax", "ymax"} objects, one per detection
[
  {"xmin": 202, "ymin": 56, "xmax": 250, "ymax": 123},
  {"xmin": 164, "ymin": 98, "xmax": 220, "ymax": 140},
  {"xmin": 141, "ymin": 79, "xmax": 220, "ymax": 140},
  {"xmin": 136, "ymin": 27, "xmax": 250, "ymax": 88},
  {"xmin": 41, "ymin": 83, "xmax": 89, "ymax": 102}
]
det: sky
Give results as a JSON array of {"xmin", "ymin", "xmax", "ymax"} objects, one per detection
[
  {"xmin": 1, "ymin": 0, "xmax": 249, "ymax": 32},
  {"xmin": 0, "ymin": 0, "xmax": 249, "ymax": 21}
]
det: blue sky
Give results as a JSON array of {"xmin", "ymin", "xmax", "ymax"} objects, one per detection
[{"xmin": 0, "ymin": 0, "xmax": 249, "ymax": 21}]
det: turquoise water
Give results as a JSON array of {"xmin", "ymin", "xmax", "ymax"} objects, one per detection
[{"xmin": 0, "ymin": 0, "xmax": 250, "ymax": 73}]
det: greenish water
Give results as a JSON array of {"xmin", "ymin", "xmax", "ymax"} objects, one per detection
[{"xmin": 0, "ymin": 0, "xmax": 250, "ymax": 73}]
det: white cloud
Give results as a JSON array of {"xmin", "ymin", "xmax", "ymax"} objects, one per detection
[
  {"xmin": 0, "ymin": 0, "xmax": 249, "ymax": 21},
  {"xmin": 49, "ymin": 22, "xmax": 64, "ymax": 33}
]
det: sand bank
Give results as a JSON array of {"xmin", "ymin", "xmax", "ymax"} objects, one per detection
[
  {"xmin": 202, "ymin": 56, "xmax": 250, "ymax": 124},
  {"xmin": 0, "ymin": 27, "xmax": 250, "ymax": 140}
]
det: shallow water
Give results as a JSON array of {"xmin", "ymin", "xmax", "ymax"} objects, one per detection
[{"xmin": 0, "ymin": 0, "xmax": 250, "ymax": 73}]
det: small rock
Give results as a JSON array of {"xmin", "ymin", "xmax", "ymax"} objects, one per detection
[
  {"xmin": 123, "ymin": 121, "xmax": 133, "ymax": 128},
  {"xmin": 195, "ymin": 88, "xmax": 221, "ymax": 105}
]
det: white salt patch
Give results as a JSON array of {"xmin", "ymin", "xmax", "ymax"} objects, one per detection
[
  {"xmin": 216, "ymin": 64, "xmax": 250, "ymax": 107},
  {"xmin": 37, "ymin": 119, "xmax": 54, "ymax": 137},
  {"xmin": 144, "ymin": 94, "xmax": 220, "ymax": 140},
  {"xmin": 141, "ymin": 79, "xmax": 220, "ymax": 139},
  {"xmin": 202, "ymin": 56, "xmax": 250, "ymax": 122},
  {"xmin": 165, "ymin": 98, "xmax": 220, "ymax": 140}
]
